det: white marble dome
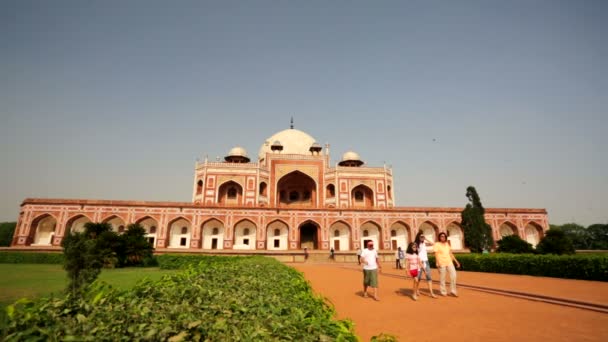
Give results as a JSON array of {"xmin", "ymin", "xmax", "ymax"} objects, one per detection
[
  {"xmin": 228, "ymin": 146, "xmax": 248, "ymax": 157},
  {"xmin": 258, "ymin": 129, "xmax": 317, "ymax": 159},
  {"xmin": 341, "ymin": 151, "xmax": 361, "ymax": 162}
]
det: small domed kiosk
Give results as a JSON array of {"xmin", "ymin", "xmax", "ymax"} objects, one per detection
[
  {"xmin": 224, "ymin": 146, "xmax": 250, "ymax": 163},
  {"xmin": 338, "ymin": 151, "xmax": 364, "ymax": 167}
]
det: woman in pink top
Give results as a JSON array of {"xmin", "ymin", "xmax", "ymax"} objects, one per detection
[{"xmin": 404, "ymin": 242, "xmax": 423, "ymax": 300}]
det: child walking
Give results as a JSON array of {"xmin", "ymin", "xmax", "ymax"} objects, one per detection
[{"xmin": 405, "ymin": 242, "xmax": 423, "ymax": 301}]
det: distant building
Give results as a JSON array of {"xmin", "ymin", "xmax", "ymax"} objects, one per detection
[{"xmin": 11, "ymin": 126, "xmax": 548, "ymax": 252}]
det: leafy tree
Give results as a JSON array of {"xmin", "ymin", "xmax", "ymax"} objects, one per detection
[
  {"xmin": 550, "ymin": 223, "xmax": 608, "ymax": 250},
  {"xmin": 587, "ymin": 224, "xmax": 608, "ymax": 249},
  {"xmin": 461, "ymin": 186, "xmax": 494, "ymax": 253},
  {"xmin": 553, "ymin": 223, "xmax": 590, "ymax": 249},
  {"xmin": 61, "ymin": 222, "xmax": 113, "ymax": 295},
  {"xmin": 536, "ymin": 228, "xmax": 575, "ymax": 255},
  {"xmin": 0, "ymin": 222, "xmax": 17, "ymax": 246},
  {"xmin": 118, "ymin": 223, "xmax": 153, "ymax": 266},
  {"xmin": 496, "ymin": 235, "xmax": 535, "ymax": 253}
]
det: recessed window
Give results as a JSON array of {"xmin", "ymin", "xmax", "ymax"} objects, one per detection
[
  {"xmin": 118, "ymin": 225, "xmax": 125, "ymax": 233},
  {"xmin": 243, "ymin": 228, "xmax": 250, "ymax": 236},
  {"xmin": 212, "ymin": 227, "xmax": 219, "ymax": 235},
  {"xmin": 391, "ymin": 230, "xmax": 397, "ymax": 237},
  {"xmin": 197, "ymin": 180, "xmax": 203, "ymax": 194},
  {"xmin": 259, "ymin": 182, "xmax": 267, "ymax": 196},
  {"xmin": 181, "ymin": 227, "xmax": 188, "ymax": 234},
  {"xmin": 274, "ymin": 229, "xmax": 280, "ymax": 236},
  {"xmin": 180, "ymin": 237, "xmax": 187, "ymax": 246},
  {"xmin": 243, "ymin": 238, "xmax": 249, "ymax": 245},
  {"xmin": 355, "ymin": 191, "xmax": 364, "ymax": 201},
  {"xmin": 327, "ymin": 184, "xmax": 335, "ymax": 197},
  {"xmin": 289, "ymin": 191, "xmax": 299, "ymax": 201},
  {"xmin": 150, "ymin": 226, "xmax": 157, "ymax": 234},
  {"xmin": 363, "ymin": 230, "xmax": 369, "ymax": 237},
  {"xmin": 334, "ymin": 230, "xmax": 340, "ymax": 237},
  {"xmin": 227, "ymin": 187, "xmax": 237, "ymax": 199}
]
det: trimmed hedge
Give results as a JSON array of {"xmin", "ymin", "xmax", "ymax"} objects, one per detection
[
  {"xmin": 0, "ymin": 252, "xmax": 64, "ymax": 264},
  {"xmin": 3, "ymin": 256, "xmax": 358, "ymax": 341},
  {"xmin": 428, "ymin": 253, "xmax": 608, "ymax": 281}
]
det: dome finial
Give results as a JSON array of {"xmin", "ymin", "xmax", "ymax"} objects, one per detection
[{"xmin": 290, "ymin": 116, "xmax": 294, "ymax": 129}]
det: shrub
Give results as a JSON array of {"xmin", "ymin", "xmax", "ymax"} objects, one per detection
[
  {"xmin": 157, "ymin": 254, "xmax": 241, "ymax": 269},
  {"xmin": 536, "ymin": 228, "xmax": 575, "ymax": 255},
  {"xmin": 62, "ymin": 222, "xmax": 116, "ymax": 294},
  {"xmin": 496, "ymin": 235, "xmax": 535, "ymax": 254},
  {"xmin": 3, "ymin": 256, "xmax": 358, "ymax": 341},
  {"xmin": 62, "ymin": 232, "xmax": 104, "ymax": 295}
]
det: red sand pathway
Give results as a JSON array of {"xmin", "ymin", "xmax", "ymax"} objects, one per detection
[{"xmin": 292, "ymin": 262, "xmax": 608, "ymax": 342}]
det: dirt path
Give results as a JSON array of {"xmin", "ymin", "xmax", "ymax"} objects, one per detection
[{"xmin": 292, "ymin": 262, "xmax": 608, "ymax": 342}]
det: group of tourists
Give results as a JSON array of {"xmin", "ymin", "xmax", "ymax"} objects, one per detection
[{"xmin": 359, "ymin": 231, "xmax": 460, "ymax": 301}]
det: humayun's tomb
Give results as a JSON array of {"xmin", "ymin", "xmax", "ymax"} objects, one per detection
[{"xmin": 11, "ymin": 125, "xmax": 548, "ymax": 256}]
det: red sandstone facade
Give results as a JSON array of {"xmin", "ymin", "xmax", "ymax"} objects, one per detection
[{"xmin": 11, "ymin": 128, "xmax": 548, "ymax": 252}]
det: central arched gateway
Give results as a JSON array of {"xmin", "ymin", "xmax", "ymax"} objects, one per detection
[
  {"xmin": 299, "ymin": 221, "xmax": 319, "ymax": 249},
  {"xmin": 277, "ymin": 171, "xmax": 317, "ymax": 207}
]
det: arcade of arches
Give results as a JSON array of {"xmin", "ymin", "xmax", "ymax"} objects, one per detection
[{"xmin": 14, "ymin": 202, "xmax": 547, "ymax": 252}]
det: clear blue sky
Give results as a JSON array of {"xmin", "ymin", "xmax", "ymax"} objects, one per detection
[{"xmin": 1, "ymin": 1, "xmax": 606, "ymax": 226}]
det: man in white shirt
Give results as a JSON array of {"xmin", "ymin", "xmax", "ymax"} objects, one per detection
[{"xmin": 360, "ymin": 240, "xmax": 382, "ymax": 301}]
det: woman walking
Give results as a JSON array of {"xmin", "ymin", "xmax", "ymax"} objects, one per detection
[
  {"xmin": 404, "ymin": 242, "xmax": 422, "ymax": 300},
  {"xmin": 414, "ymin": 232, "xmax": 437, "ymax": 298},
  {"xmin": 434, "ymin": 232, "xmax": 461, "ymax": 297}
]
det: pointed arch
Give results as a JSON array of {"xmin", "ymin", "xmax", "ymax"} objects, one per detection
[
  {"xmin": 360, "ymin": 220, "xmax": 382, "ymax": 250},
  {"xmin": 277, "ymin": 171, "xmax": 318, "ymax": 207},
  {"xmin": 266, "ymin": 219, "xmax": 289, "ymax": 250},
  {"xmin": 30, "ymin": 213, "xmax": 58, "ymax": 246},
  {"xmin": 297, "ymin": 218, "xmax": 322, "ymax": 229},
  {"xmin": 259, "ymin": 181, "xmax": 268, "ymax": 196},
  {"xmin": 329, "ymin": 220, "xmax": 351, "ymax": 251},
  {"xmin": 234, "ymin": 219, "xmax": 257, "ymax": 250},
  {"xmin": 499, "ymin": 221, "xmax": 518, "ymax": 237},
  {"xmin": 201, "ymin": 218, "xmax": 224, "ymax": 250},
  {"xmin": 389, "ymin": 220, "xmax": 410, "ymax": 250},
  {"xmin": 167, "ymin": 216, "xmax": 192, "ymax": 248},
  {"xmin": 200, "ymin": 217, "xmax": 225, "ymax": 227},
  {"xmin": 351, "ymin": 184, "xmax": 374, "ymax": 208},
  {"xmin": 65, "ymin": 214, "xmax": 93, "ymax": 233},
  {"xmin": 101, "ymin": 214, "xmax": 127, "ymax": 233},
  {"xmin": 136, "ymin": 216, "xmax": 159, "ymax": 247},
  {"xmin": 101, "ymin": 214, "xmax": 127, "ymax": 224},
  {"xmin": 326, "ymin": 183, "xmax": 336, "ymax": 198},
  {"xmin": 446, "ymin": 221, "xmax": 464, "ymax": 250},
  {"xmin": 217, "ymin": 180, "xmax": 244, "ymax": 205},
  {"xmin": 524, "ymin": 221, "xmax": 544, "ymax": 247},
  {"xmin": 267, "ymin": 218, "xmax": 289, "ymax": 228},
  {"xmin": 418, "ymin": 221, "xmax": 439, "ymax": 248},
  {"xmin": 298, "ymin": 219, "xmax": 320, "ymax": 250}
]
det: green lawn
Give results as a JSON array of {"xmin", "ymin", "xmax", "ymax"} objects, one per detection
[{"xmin": 0, "ymin": 264, "xmax": 177, "ymax": 308}]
